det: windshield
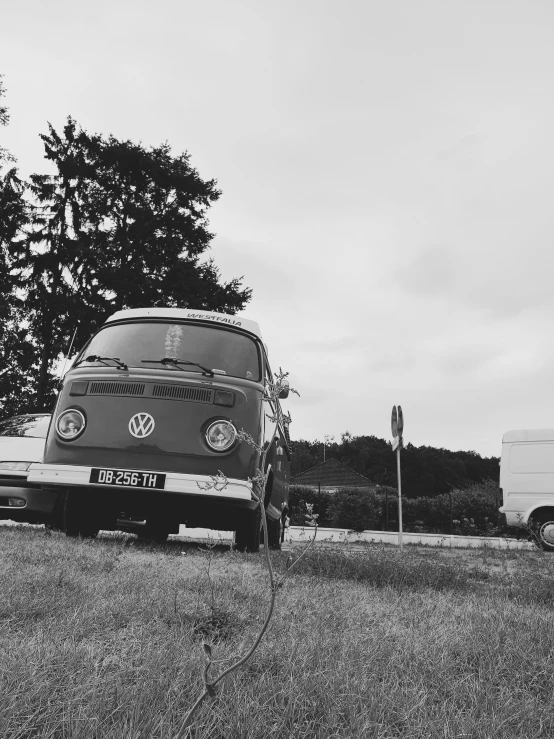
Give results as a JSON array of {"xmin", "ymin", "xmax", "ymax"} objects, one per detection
[
  {"xmin": 0, "ymin": 415, "xmax": 51, "ymax": 438},
  {"xmin": 77, "ymin": 321, "xmax": 262, "ymax": 381}
]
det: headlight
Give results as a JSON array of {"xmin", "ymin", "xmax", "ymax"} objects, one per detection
[
  {"xmin": 56, "ymin": 409, "xmax": 86, "ymax": 440},
  {"xmin": 205, "ymin": 420, "xmax": 237, "ymax": 452}
]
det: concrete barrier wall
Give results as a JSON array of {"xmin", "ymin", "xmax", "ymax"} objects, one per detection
[
  {"xmin": 175, "ymin": 525, "xmax": 535, "ymax": 551},
  {"xmin": 286, "ymin": 526, "xmax": 535, "ymax": 550}
]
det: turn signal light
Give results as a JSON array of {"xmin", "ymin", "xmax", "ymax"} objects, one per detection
[
  {"xmin": 69, "ymin": 381, "xmax": 89, "ymax": 396},
  {"xmin": 214, "ymin": 390, "xmax": 235, "ymax": 407}
]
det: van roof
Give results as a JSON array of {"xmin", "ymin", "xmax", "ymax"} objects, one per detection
[
  {"xmin": 503, "ymin": 429, "xmax": 554, "ymax": 443},
  {"xmin": 105, "ymin": 308, "xmax": 262, "ymax": 338}
]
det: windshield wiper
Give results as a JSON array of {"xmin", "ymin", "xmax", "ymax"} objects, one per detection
[
  {"xmin": 78, "ymin": 355, "xmax": 129, "ymax": 370},
  {"xmin": 141, "ymin": 358, "xmax": 215, "ymax": 377}
]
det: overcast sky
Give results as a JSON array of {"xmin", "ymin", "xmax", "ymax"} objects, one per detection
[{"xmin": 2, "ymin": 0, "xmax": 554, "ymax": 458}]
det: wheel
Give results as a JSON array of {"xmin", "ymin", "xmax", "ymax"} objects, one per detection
[
  {"xmin": 267, "ymin": 514, "xmax": 284, "ymax": 550},
  {"xmin": 47, "ymin": 490, "xmax": 66, "ymax": 532},
  {"xmin": 135, "ymin": 519, "xmax": 171, "ymax": 544},
  {"xmin": 536, "ymin": 517, "xmax": 554, "ymax": 551},
  {"xmin": 283, "ymin": 515, "xmax": 289, "ymax": 543},
  {"xmin": 63, "ymin": 490, "xmax": 100, "ymax": 539},
  {"xmin": 235, "ymin": 506, "xmax": 262, "ymax": 552}
]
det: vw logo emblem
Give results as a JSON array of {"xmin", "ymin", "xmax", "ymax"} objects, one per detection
[{"xmin": 128, "ymin": 412, "xmax": 155, "ymax": 439}]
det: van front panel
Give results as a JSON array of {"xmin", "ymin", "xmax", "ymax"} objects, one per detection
[{"xmin": 43, "ymin": 370, "xmax": 263, "ymax": 482}]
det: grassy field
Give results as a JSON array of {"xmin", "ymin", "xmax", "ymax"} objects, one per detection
[{"xmin": 1, "ymin": 526, "xmax": 554, "ymax": 739}]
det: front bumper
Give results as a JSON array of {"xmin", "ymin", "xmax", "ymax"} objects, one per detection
[
  {"xmin": 28, "ymin": 463, "xmax": 253, "ymax": 501},
  {"xmin": 0, "ymin": 473, "xmax": 59, "ymax": 519}
]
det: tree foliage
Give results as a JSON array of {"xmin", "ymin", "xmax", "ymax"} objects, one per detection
[
  {"xmin": 327, "ymin": 488, "xmax": 382, "ymax": 532},
  {"xmin": 0, "ymin": 115, "xmax": 252, "ymax": 415},
  {"xmin": 290, "ymin": 434, "xmax": 499, "ymax": 498},
  {"xmin": 398, "ymin": 479, "xmax": 502, "ymax": 535},
  {"xmin": 0, "ymin": 75, "xmax": 14, "ymax": 165},
  {"xmin": 0, "ymin": 77, "xmax": 36, "ymax": 415}
]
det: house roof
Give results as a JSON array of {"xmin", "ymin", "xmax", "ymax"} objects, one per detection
[{"xmin": 291, "ymin": 457, "xmax": 374, "ymax": 488}]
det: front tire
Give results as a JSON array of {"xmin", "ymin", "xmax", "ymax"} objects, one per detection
[
  {"xmin": 235, "ymin": 506, "xmax": 262, "ymax": 552},
  {"xmin": 136, "ymin": 519, "xmax": 171, "ymax": 544},
  {"xmin": 267, "ymin": 515, "xmax": 284, "ymax": 550},
  {"xmin": 537, "ymin": 518, "xmax": 554, "ymax": 551},
  {"xmin": 64, "ymin": 491, "xmax": 100, "ymax": 539},
  {"xmin": 43, "ymin": 489, "xmax": 65, "ymax": 532}
]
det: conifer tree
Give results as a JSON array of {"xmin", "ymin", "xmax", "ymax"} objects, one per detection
[{"xmin": 0, "ymin": 76, "xmax": 36, "ymax": 416}]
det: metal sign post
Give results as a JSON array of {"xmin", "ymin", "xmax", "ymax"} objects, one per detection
[{"xmin": 391, "ymin": 405, "xmax": 404, "ymax": 552}]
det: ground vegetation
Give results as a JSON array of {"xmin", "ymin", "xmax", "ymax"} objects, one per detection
[
  {"xmin": 290, "ymin": 479, "xmax": 505, "ymax": 536},
  {"xmin": 0, "ymin": 527, "xmax": 552, "ymax": 738}
]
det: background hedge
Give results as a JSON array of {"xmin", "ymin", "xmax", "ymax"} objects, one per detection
[{"xmin": 288, "ymin": 479, "xmax": 506, "ymax": 536}]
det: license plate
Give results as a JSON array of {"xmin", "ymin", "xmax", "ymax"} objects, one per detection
[{"xmin": 89, "ymin": 468, "xmax": 166, "ymax": 489}]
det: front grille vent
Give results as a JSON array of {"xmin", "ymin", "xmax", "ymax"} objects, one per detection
[
  {"xmin": 152, "ymin": 384, "xmax": 213, "ymax": 403},
  {"xmin": 89, "ymin": 382, "xmax": 146, "ymax": 396}
]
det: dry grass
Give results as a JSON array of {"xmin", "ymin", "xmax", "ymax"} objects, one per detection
[{"xmin": 1, "ymin": 526, "xmax": 554, "ymax": 738}]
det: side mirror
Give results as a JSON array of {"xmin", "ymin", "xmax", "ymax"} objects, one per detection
[{"xmin": 278, "ymin": 378, "xmax": 290, "ymax": 399}]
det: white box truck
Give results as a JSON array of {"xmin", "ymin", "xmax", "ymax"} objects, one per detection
[{"xmin": 499, "ymin": 429, "xmax": 554, "ymax": 550}]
